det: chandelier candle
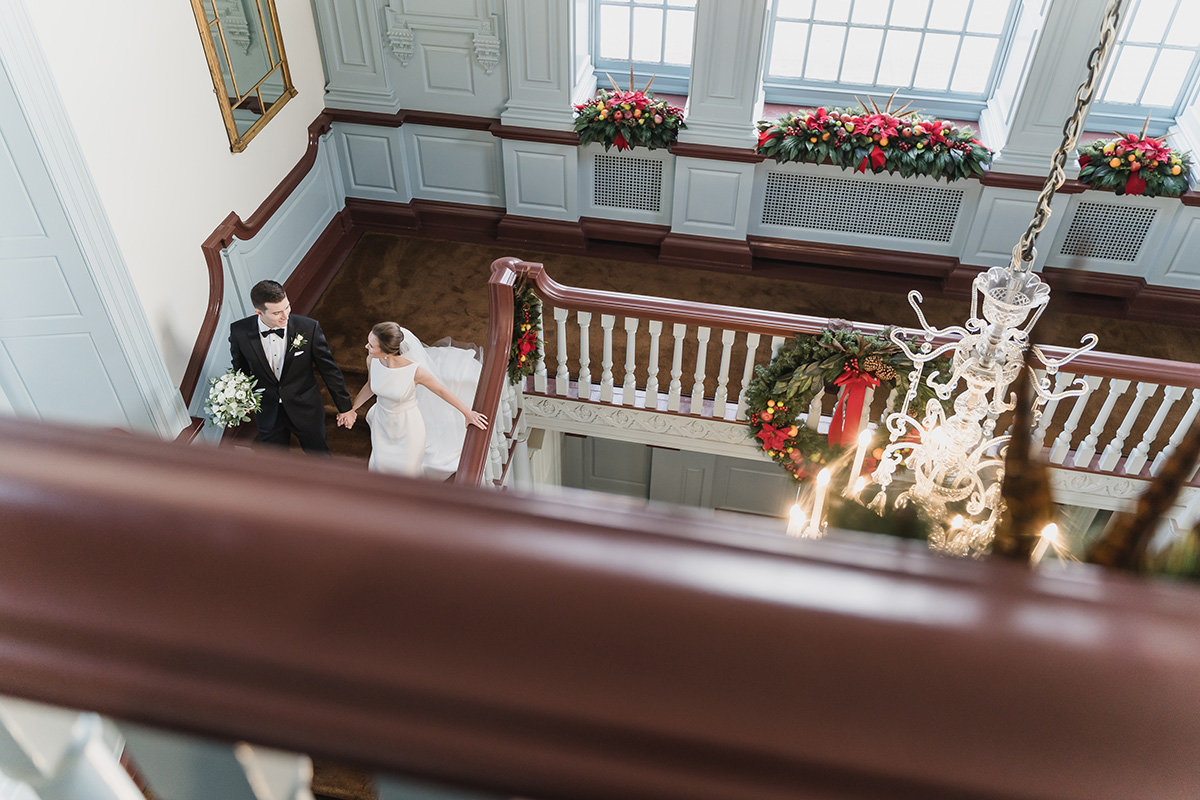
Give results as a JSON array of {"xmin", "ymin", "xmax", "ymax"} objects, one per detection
[
  {"xmin": 807, "ymin": 468, "xmax": 832, "ymax": 538},
  {"xmin": 846, "ymin": 428, "xmax": 873, "ymax": 496}
]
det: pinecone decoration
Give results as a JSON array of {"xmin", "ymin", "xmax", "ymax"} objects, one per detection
[{"xmin": 862, "ymin": 355, "xmax": 897, "ymax": 381}]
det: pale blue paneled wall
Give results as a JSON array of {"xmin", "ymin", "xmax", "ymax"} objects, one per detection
[{"xmin": 0, "ymin": 61, "xmax": 162, "ymax": 432}]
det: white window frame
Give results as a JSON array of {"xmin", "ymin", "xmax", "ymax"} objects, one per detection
[
  {"xmin": 1089, "ymin": 0, "xmax": 1200, "ymax": 136},
  {"xmin": 591, "ymin": 0, "xmax": 695, "ymax": 96},
  {"xmin": 762, "ymin": 0, "xmax": 1022, "ymax": 121}
]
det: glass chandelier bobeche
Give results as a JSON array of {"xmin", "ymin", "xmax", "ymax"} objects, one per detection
[{"xmin": 862, "ymin": 0, "xmax": 1125, "ymax": 556}]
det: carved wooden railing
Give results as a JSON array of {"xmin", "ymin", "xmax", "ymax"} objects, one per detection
[
  {"xmin": 458, "ymin": 258, "xmax": 1200, "ymax": 493},
  {"xmin": 3, "ymin": 417, "xmax": 1200, "ymax": 800}
]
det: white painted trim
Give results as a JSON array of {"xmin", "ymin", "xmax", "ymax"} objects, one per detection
[
  {"xmin": 523, "ymin": 395, "xmax": 768, "ymax": 461},
  {"xmin": 0, "ymin": 0, "xmax": 189, "ymax": 438}
]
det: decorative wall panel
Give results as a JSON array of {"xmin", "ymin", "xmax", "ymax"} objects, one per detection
[{"xmin": 407, "ymin": 126, "xmax": 504, "ymax": 206}]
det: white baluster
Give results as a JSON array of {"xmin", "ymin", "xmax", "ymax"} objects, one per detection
[
  {"xmin": 533, "ymin": 298, "xmax": 547, "ymax": 394},
  {"xmin": 622, "ymin": 317, "xmax": 639, "ymax": 406},
  {"xmin": 884, "ymin": 386, "xmax": 900, "ymax": 414},
  {"xmin": 488, "ymin": 421, "xmax": 505, "ymax": 485},
  {"xmin": 576, "ymin": 311, "xmax": 593, "ymax": 401},
  {"xmin": 770, "ymin": 335, "xmax": 785, "ymax": 358},
  {"xmin": 713, "ymin": 330, "xmax": 736, "ymax": 419},
  {"xmin": 1049, "ymin": 375, "xmax": 1103, "ymax": 464},
  {"xmin": 861, "ymin": 385, "xmax": 876, "ymax": 430},
  {"xmin": 1098, "ymin": 381, "xmax": 1157, "ymax": 471},
  {"xmin": 735, "ymin": 332, "xmax": 761, "ymax": 420},
  {"xmin": 1152, "ymin": 388, "xmax": 1200, "ymax": 475},
  {"xmin": 122, "ymin": 725, "xmax": 314, "ymax": 800},
  {"xmin": 0, "ymin": 701, "xmax": 144, "ymax": 800},
  {"xmin": 806, "ymin": 387, "xmax": 826, "ymax": 430},
  {"xmin": 553, "ymin": 306, "xmax": 569, "ymax": 396},
  {"xmin": 1126, "ymin": 385, "xmax": 1185, "ymax": 475},
  {"xmin": 668, "ymin": 323, "xmax": 686, "ymax": 412},
  {"xmin": 645, "ymin": 320, "xmax": 662, "ymax": 410},
  {"xmin": 599, "ymin": 314, "xmax": 616, "ymax": 403},
  {"xmin": 1033, "ymin": 371, "xmax": 1074, "ymax": 448},
  {"xmin": 1071, "ymin": 378, "xmax": 1130, "ymax": 468},
  {"xmin": 690, "ymin": 326, "xmax": 711, "ymax": 415}
]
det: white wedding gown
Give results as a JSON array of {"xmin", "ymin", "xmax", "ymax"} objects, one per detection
[{"xmin": 365, "ymin": 328, "xmax": 482, "ymax": 480}]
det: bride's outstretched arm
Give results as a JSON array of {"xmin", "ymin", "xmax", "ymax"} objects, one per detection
[
  {"xmin": 343, "ymin": 357, "xmax": 376, "ymax": 428},
  {"xmin": 414, "ymin": 365, "xmax": 489, "ymax": 430}
]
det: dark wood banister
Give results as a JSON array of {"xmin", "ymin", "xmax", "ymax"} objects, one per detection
[{"xmin": 2, "ymin": 417, "xmax": 1200, "ymax": 800}]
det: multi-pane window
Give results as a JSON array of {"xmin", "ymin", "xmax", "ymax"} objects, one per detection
[
  {"xmin": 764, "ymin": 0, "xmax": 1020, "ymax": 118},
  {"xmin": 593, "ymin": 0, "xmax": 696, "ymax": 94},
  {"xmin": 1090, "ymin": 0, "xmax": 1200, "ymax": 134}
]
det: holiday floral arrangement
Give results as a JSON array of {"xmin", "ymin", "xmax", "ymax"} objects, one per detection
[
  {"xmin": 744, "ymin": 327, "xmax": 941, "ymax": 482},
  {"xmin": 204, "ymin": 369, "xmax": 263, "ymax": 428},
  {"xmin": 1077, "ymin": 129, "xmax": 1192, "ymax": 197},
  {"xmin": 508, "ymin": 280, "xmax": 542, "ymax": 385},
  {"xmin": 755, "ymin": 95, "xmax": 993, "ymax": 182},
  {"xmin": 572, "ymin": 77, "xmax": 685, "ymax": 152}
]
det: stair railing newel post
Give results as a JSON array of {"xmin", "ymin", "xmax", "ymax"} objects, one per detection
[{"xmin": 455, "ymin": 257, "xmax": 527, "ymax": 486}]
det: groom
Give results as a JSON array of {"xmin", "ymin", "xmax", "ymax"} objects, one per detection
[{"xmin": 229, "ymin": 279, "xmax": 355, "ymax": 454}]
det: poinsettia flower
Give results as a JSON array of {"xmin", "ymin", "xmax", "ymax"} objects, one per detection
[
  {"xmin": 756, "ymin": 423, "xmax": 791, "ymax": 452},
  {"xmin": 805, "ymin": 107, "xmax": 832, "ymax": 131}
]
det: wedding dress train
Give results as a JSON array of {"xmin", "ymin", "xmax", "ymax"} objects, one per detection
[{"xmin": 365, "ymin": 327, "xmax": 482, "ymax": 480}]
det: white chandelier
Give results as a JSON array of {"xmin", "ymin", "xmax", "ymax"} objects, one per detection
[{"xmin": 864, "ymin": 0, "xmax": 1125, "ymax": 556}]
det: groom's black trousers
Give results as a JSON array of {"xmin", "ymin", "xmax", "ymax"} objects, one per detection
[{"xmin": 257, "ymin": 399, "xmax": 331, "ymax": 456}]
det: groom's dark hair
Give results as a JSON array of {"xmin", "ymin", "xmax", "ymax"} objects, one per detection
[{"xmin": 250, "ymin": 280, "xmax": 287, "ymax": 310}]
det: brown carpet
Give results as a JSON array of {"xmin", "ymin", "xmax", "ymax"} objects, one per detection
[{"xmin": 311, "ymin": 233, "xmax": 1200, "ymax": 463}]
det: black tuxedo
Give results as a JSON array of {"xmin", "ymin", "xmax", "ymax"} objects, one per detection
[{"xmin": 229, "ymin": 314, "xmax": 351, "ymax": 453}]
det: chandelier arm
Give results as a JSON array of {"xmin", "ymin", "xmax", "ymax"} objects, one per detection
[
  {"xmin": 1012, "ymin": 0, "xmax": 1124, "ymax": 269},
  {"xmin": 1029, "ymin": 334, "xmax": 1100, "ymax": 370}
]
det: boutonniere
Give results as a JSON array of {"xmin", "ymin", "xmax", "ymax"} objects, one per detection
[{"xmin": 290, "ymin": 333, "xmax": 307, "ymax": 352}]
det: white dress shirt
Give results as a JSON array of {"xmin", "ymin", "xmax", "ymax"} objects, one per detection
[{"xmin": 257, "ymin": 317, "xmax": 286, "ymax": 380}]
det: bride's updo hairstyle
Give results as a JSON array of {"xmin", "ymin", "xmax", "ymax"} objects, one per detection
[{"xmin": 372, "ymin": 322, "xmax": 405, "ymax": 355}]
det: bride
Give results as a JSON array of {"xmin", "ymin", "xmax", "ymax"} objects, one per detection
[{"xmin": 345, "ymin": 322, "xmax": 487, "ymax": 479}]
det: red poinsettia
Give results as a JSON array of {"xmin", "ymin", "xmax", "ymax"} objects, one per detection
[{"xmin": 756, "ymin": 423, "xmax": 791, "ymax": 452}]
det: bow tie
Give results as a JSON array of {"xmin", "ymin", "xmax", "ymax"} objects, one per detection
[{"xmin": 261, "ymin": 328, "xmax": 285, "ymax": 338}]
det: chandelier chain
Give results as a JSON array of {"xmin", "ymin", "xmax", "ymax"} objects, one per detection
[{"xmin": 1014, "ymin": 0, "xmax": 1124, "ymax": 270}]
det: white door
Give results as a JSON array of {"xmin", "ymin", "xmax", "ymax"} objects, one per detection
[{"xmin": 0, "ymin": 61, "xmax": 151, "ymax": 430}]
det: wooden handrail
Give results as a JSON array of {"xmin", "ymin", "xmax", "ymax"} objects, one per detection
[
  {"xmin": 518, "ymin": 266, "xmax": 1200, "ymax": 388},
  {"xmin": 2, "ymin": 418, "xmax": 1200, "ymax": 800},
  {"xmin": 455, "ymin": 257, "xmax": 527, "ymax": 485}
]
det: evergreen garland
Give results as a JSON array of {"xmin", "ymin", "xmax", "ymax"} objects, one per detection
[{"xmin": 508, "ymin": 282, "xmax": 542, "ymax": 385}]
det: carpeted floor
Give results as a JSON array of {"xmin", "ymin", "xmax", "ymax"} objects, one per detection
[{"xmin": 311, "ymin": 232, "xmax": 1200, "ymax": 462}]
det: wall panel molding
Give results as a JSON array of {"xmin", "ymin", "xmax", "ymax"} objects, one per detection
[{"xmin": 0, "ymin": 0, "xmax": 188, "ymax": 437}]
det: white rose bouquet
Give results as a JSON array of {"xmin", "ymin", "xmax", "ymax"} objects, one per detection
[{"xmin": 204, "ymin": 369, "xmax": 263, "ymax": 428}]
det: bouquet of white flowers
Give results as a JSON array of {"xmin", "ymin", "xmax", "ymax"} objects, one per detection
[{"xmin": 204, "ymin": 369, "xmax": 263, "ymax": 428}]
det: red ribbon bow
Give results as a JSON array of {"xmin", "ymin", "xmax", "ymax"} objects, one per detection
[
  {"xmin": 856, "ymin": 145, "xmax": 887, "ymax": 173},
  {"xmin": 613, "ymin": 132, "xmax": 629, "ymax": 152},
  {"xmin": 1125, "ymin": 173, "xmax": 1147, "ymax": 196},
  {"xmin": 828, "ymin": 366, "xmax": 880, "ymax": 447}
]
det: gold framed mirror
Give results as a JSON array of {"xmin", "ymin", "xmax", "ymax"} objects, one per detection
[{"xmin": 189, "ymin": 0, "xmax": 297, "ymax": 152}]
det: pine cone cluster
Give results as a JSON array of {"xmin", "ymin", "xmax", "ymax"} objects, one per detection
[{"xmin": 861, "ymin": 355, "xmax": 897, "ymax": 381}]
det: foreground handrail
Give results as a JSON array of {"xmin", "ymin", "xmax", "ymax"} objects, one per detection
[{"xmin": 2, "ymin": 418, "xmax": 1200, "ymax": 800}]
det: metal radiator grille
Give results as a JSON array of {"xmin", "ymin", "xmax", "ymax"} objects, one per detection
[
  {"xmin": 593, "ymin": 154, "xmax": 663, "ymax": 212},
  {"xmin": 761, "ymin": 171, "xmax": 963, "ymax": 242},
  {"xmin": 1059, "ymin": 202, "xmax": 1156, "ymax": 261}
]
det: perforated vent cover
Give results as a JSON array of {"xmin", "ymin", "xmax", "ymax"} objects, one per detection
[
  {"xmin": 761, "ymin": 172, "xmax": 963, "ymax": 241},
  {"xmin": 593, "ymin": 154, "xmax": 663, "ymax": 212},
  {"xmin": 1059, "ymin": 202, "xmax": 1156, "ymax": 261}
]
